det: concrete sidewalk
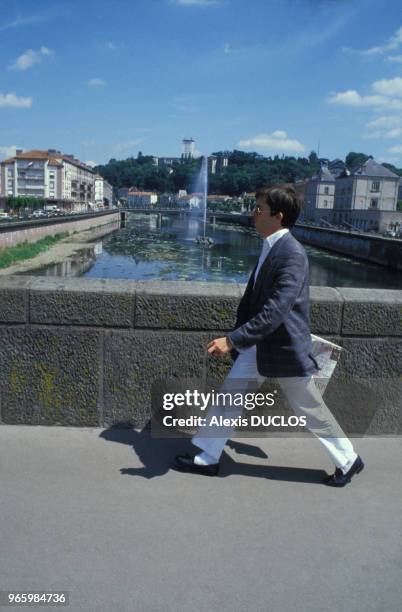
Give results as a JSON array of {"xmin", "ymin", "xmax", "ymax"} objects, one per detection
[{"xmin": 1, "ymin": 426, "xmax": 401, "ymax": 612}]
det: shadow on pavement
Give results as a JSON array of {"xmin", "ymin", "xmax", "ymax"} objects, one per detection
[
  {"xmin": 226, "ymin": 439, "xmax": 268, "ymax": 459},
  {"xmin": 99, "ymin": 423, "xmax": 326, "ymax": 484}
]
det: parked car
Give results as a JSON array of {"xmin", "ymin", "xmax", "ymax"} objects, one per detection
[
  {"xmin": 383, "ymin": 230, "xmax": 396, "ymax": 237},
  {"xmin": 44, "ymin": 205, "xmax": 61, "ymax": 215},
  {"xmin": 32, "ymin": 209, "xmax": 46, "ymax": 218}
]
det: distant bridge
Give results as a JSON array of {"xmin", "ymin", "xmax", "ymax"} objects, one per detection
[{"xmin": 119, "ymin": 207, "xmax": 253, "ymax": 226}]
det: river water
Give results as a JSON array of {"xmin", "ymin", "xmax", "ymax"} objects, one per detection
[
  {"xmin": 79, "ymin": 213, "xmax": 401, "ymax": 289},
  {"xmin": 29, "ymin": 213, "xmax": 402, "ymax": 289}
]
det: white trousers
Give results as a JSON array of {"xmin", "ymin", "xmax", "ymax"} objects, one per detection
[{"xmin": 192, "ymin": 346, "xmax": 357, "ymax": 471}]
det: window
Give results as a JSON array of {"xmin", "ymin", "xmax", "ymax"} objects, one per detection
[
  {"xmin": 323, "ymin": 200, "xmax": 328, "ymax": 207},
  {"xmin": 371, "ymin": 181, "xmax": 380, "ymax": 192},
  {"xmin": 370, "ymin": 198, "xmax": 378, "ymax": 208},
  {"xmin": 324, "ymin": 186, "xmax": 329, "ymax": 195},
  {"xmin": 50, "ymin": 182, "xmax": 55, "ymax": 189}
]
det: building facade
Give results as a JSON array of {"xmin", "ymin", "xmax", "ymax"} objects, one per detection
[
  {"xmin": 333, "ymin": 158, "xmax": 400, "ymax": 232},
  {"xmin": 208, "ymin": 154, "xmax": 229, "ymax": 175},
  {"xmin": 127, "ymin": 190, "xmax": 158, "ymax": 208},
  {"xmin": 182, "ymin": 138, "xmax": 196, "ymax": 159},
  {"xmin": 0, "ymin": 149, "xmax": 95, "ymax": 210},
  {"xmin": 94, "ymin": 175, "xmax": 113, "ymax": 208},
  {"xmin": 304, "ymin": 167, "xmax": 336, "ymax": 224},
  {"xmin": 154, "ymin": 157, "xmax": 181, "ymax": 167}
]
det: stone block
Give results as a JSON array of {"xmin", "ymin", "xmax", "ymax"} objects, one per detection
[
  {"xmin": 135, "ymin": 281, "xmax": 242, "ymax": 330},
  {"xmin": 29, "ymin": 277, "xmax": 136, "ymax": 327},
  {"xmin": 0, "ymin": 276, "xmax": 29, "ymax": 323},
  {"xmin": 310, "ymin": 287, "xmax": 343, "ymax": 334},
  {"xmin": 337, "ymin": 288, "xmax": 402, "ymax": 336},
  {"xmin": 324, "ymin": 337, "xmax": 402, "ymax": 435},
  {"xmin": 103, "ymin": 329, "xmax": 208, "ymax": 426},
  {"xmin": 0, "ymin": 327, "xmax": 101, "ymax": 425}
]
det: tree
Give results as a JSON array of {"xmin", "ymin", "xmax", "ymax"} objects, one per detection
[
  {"xmin": 345, "ymin": 152, "xmax": 370, "ymax": 170},
  {"xmin": 383, "ymin": 163, "xmax": 402, "ymax": 177},
  {"xmin": 94, "ymin": 150, "xmax": 402, "ymax": 198}
]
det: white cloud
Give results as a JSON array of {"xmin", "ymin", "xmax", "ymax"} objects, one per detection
[
  {"xmin": 327, "ymin": 90, "xmax": 389, "ymax": 107},
  {"xmin": 271, "ymin": 130, "xmax": 288, "ymax": 139},
  {"xmin": 327, "ymin": 89, "xmax": 402, "ymax": 109},
  {"xmin": 174, "ymin": 0, "xmax": 221, "ymax": 5},
  {"xmin": 106, "ymin": 41, "xmax": 117, "ymax": 50},
  {"xmin": 0, "ymin": 12, "xmax": 52, "ymax": 31},
  {"xmin": 363, "ymin": 130, "xmax": 382, "ymax": 140},
  {"xmin": 364, "ymin": 116, "xmax": 402, "ymax": 140},
  {"xmin": 238, "ymin": 130, "xmax": 306, "ymax": 153},
  {"xmin": 387, "ymin": 54, "xmax": 402, "ymax": 63},
  {"xmin": 223, "ymin": 43, "xmax": 233, "ymax": 55},
  {"xmin": 10, "ymin": 46, "xmax": 53, "ymax": 71},
  {"xmin": 367, "ymin": 128, "xmax": 402, "ymax": 140},
  {"xmin": 328, "ymin": 89, "xmax": 402, "ymax": 111},
  {"xmin": 346, "ymin": 25, "xmax": 402, "ymax": 56},
  {"xmin": 0, "ymin": 92, "xmax": 32, "ymax": 108},
  {"xmin": 372, "ymin": 76, "xmax": 402, "ymax": 98},
  {"xmin": 0, "ymin": 145, "xmax": 19, "ymax": 159},
  {"xmin": 366, "ymin": 115, "xmax": 402, "ymax": 129},
  {"xmin": 112, "ymin": 139, "xmax": 145, "ymax": 153},
  {"xmin": 84, "ymin": 160, "xmax": 98, "ymax": 168},
  {"xmin": 0, "ymin": 6, "xmax": 68, "ymax": 32},
  {"xmin": 88, "ymin": 78, "xmax": 106, "ymax": 87},
  {"xmin": 387, "ymin": 145, "xmax": 402, "ymax": 154},
  {"xmin": 383, "ymin": 128, "xmax": 402, "ymax": 139}
]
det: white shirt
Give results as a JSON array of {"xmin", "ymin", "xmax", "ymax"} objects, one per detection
[{"xmin": 253, "ymin": 228, "xmax": 289, "ymax": 287}]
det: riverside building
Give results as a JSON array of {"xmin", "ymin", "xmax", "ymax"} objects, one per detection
[
  {"xmin": 94, "ymin": 175, "xmax": 114, "ymax": 208},
  {"xmin": 127, "ymin": 189, "xmax": 158, "ymax": 208},
  {"xmin": 0, "ymin": 149, "xmax": 95, "ymax": 211},
  {"xmin": 304, "ymin": 166, "xmax": 336, "ymax": 225},
  {"xmin": 333, "ymin": 158, "xmax": 400, "ymax": 232}
]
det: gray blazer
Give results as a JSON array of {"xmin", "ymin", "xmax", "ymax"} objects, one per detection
[{"xmin": 228, "ymin": 231, "xmax": 318, "ymax": 378}]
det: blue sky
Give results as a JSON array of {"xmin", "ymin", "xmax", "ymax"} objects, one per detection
[{"xmin": 1, "ymin": 0, "xmax": 402, "ymax": 166}]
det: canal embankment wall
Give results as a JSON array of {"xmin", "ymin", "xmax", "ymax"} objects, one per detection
[
  {"xmin": 0, "ymin": 211, "xmax": 120, "ymax": 249},
  {"xmin": 292, "ymin": 225, "xmax": 402, "ymax": 271},
  {"xmin": 0, "ymin": 277, "xmax": 400, "ymax": 434}
]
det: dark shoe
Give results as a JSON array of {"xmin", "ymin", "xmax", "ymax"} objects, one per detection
[
  {"xmin": 324, "ymin": 456, "xmax": 364, "ymax": 487},
  {"xmin": 173, "ymin": 453, "xmax": 219, "ymax": 476}
]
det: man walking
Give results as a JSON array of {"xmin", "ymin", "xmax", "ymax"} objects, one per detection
[{"xmin": 174, "ymin": 185, "xmax": 364, "ymax": 487}]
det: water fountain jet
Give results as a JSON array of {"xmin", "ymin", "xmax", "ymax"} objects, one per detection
[{"xmin": 194, "ymin": 155, "xmax": 214, "ymax": 247}]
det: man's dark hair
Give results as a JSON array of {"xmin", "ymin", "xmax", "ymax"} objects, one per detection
[{"xmin": 255, "ymin": 184, "xmax": 303, "ymax": 228}]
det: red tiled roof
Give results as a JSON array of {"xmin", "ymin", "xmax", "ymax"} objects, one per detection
[{"xmin": 1, "ymin": 149, "xmax": 94, "ymax": 172}]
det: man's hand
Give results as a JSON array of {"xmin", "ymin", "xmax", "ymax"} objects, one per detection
[{"xmin": 207, "ymin": 336, "xmax": 233, "ymax": 358}]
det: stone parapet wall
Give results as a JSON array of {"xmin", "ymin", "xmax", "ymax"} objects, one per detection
[{"xmin": 0, "ymin": 277, "xmax": 401, "ymax": 433}]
